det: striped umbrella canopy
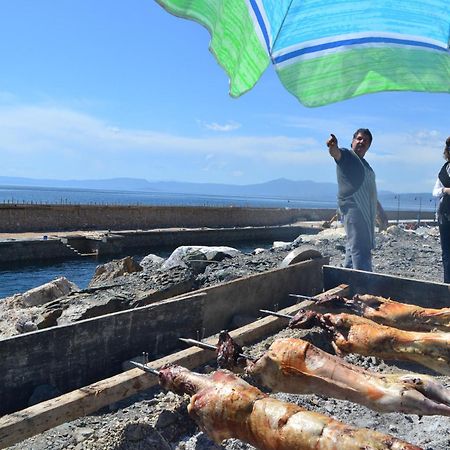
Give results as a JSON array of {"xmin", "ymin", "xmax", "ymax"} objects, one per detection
[{"xmin": 155, "ymin": 0, "xmax": 450, "ymax": 107}]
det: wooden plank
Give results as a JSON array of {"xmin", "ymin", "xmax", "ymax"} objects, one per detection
[{"xmin": 0, "ymin": 284, "xmax": 348, "ymax": 449}]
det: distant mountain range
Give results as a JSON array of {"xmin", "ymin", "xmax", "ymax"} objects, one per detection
[
  {"xmin": 0, "ymin": 176, "xmax": 339, "ymax": 200},
  {"xmin": 0, "ymin": 176, "xmax": 434, "ymax": 207}
]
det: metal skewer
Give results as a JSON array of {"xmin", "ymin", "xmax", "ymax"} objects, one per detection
[
  {"xmin": 129, "ymin": 360, "xmax": 160, "ymax": 376},
  {"xmin": 179, "ymin": 337, "xmax": 254, "ymax": 361},
  {"xmin": 289, "ymin": 294, "xmax": 318, "ymax": 300},
  {"xmin": 260, "ymin": 309, "xmax": 293, "ymax": 319}
]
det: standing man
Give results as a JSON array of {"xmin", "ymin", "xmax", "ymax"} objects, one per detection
[{"xmin": 326, "ymin": 129, "xmax": 387, "ymax": 271}]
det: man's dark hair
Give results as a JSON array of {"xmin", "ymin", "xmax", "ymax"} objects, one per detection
[{"xmin": 353, "ymin": 128, "xmax": 373, "ymax": 143}]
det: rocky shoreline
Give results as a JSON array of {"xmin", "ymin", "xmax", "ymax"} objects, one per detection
[{"xmin": 2, "ymin": 224, "xmax": 450, "ymax": 449}]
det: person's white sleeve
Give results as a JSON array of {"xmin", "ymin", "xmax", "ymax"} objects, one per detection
[{"xmin": 432, "ymin": 178, "xmax": 444, "ymax": 198}]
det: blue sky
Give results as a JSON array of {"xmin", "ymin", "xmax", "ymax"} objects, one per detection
[{"xmin": 0, "ymin": 1, "xmax": 448, "ymax": 193}]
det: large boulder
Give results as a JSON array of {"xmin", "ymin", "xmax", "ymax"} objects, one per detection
[
  {"xmin": 295, "ymin": 227, "xmax": 346, "ymax": 245},
  {"xmin": 89, "ymin": 256, "xmax": 142, "ymax": 287},
  {"xmin": 56, "ymin": 292, "xmax": 131, "ymax": 325},
  {"xmin": 385, "ymin": 224, "xmax": 407, "ymax": 236},
  {"xmin": 279, "ymin": 246, "xmax": 322, "ymax": 268},
  {"xmin": 161, "ymin": 246, "xmax": 240, "ymax": 273},
  {"xmin": 12, "ymin": 276, "xmax": 79, "ymax": 307},
  {"xmin": 58, "ymin": 265, "xmax": 197, "ymax": 325},
  {"xmin": 15, "ymin": 317, "xmax": 39, "ymax": 333},
  {"xmin": 139, "ymin": 254, "xmax": 165, "ymax": 273}
]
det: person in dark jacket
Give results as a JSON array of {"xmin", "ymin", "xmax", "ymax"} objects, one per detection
[
  {"xmin": 326, "ymin": 129, "xmax": 387, "ymax": 271},
  {"xmin": 432, "ymin": 136, "xmax": 450, "ymax": 283}
]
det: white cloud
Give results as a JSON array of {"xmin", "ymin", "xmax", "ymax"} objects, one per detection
[
  {"xmin": 0, "ymin": 102, "xmax": 447, "ymax": 191},
  {"xmin": 198, "ymin": 120, "xmax": 241, "ymax": 132},
  {"xmin": 372, "ymin": 130, "xmax": 445, "ymax": 165},
  {"xmin": 0, "ymin": 104, "xmax": 321, "ymax": 159}
]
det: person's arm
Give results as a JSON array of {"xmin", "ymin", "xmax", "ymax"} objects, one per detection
[
  {"xmin": 376, "ymin": 201, "xmax": 389, "ymax": 231},
  {"xmin": 432, "ymin": 178, "xmax": 450, "ymax": 198},
  {"xmin": 326, "ymin": 133, "xmax": 342, "ymax": 161}
]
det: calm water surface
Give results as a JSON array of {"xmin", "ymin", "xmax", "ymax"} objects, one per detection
[
  {"xmin": 0, "ymin": 185, "xmax": 337, "ymax": 209},
  {"xmin": 0, "ymin": 259, "xmax": 99, "ymax": 298},
  {"xmin": 0, "ymin": 243, "xmax": 270, "ymax": 299}
]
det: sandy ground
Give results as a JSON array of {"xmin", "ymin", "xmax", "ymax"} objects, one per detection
[{"xmin": 0, "ymin": 230, "xmax": 109, "ymax": 240}]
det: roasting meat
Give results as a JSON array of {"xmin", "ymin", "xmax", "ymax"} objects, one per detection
[
  {"xmin": 158, "ymin": 364, "xmax": 422, "ymax": 450},
  {"xmin": 215, "ymin": 332, "xmax": 450, "ymax": 416},
  {"xmin": 314, "ymin": 294, "xmax": 450, "ymax": 332},
  {"xmin": 289, "ymin": 310, "xmax": 450, "ymax": 375}
]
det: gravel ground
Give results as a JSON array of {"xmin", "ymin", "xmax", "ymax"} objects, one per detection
[{"xmin": 5, "ymin": 224, "xmax": 450, "ymax": 450}]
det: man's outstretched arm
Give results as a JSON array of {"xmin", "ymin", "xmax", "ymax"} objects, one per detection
[{"xmin": 326, "ymin": 133, "xmax": 341, "ymax": 161}]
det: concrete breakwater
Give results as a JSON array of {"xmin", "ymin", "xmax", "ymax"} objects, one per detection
[
  {"xmin": 0, "ymin": 225, "xmax": 318, "ymax": 264},
  {"xmin": 0, "ymin": 204, "xmax": 330, "ymax": 264},
  {"xmin": 0, "ymin": 204, "xmax": 330, "ymax": 232}
]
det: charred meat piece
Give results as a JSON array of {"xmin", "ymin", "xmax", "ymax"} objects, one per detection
[
  {"xmin": 289, "ymin": 310, "xmax": 450, "ymax": 375},
  {"xmin": 216, "ymin": 332, "xmax": 450, "ymax": 416},
  {"xmin": 158, "ymin": 364, "xmax": 422, "ymax": 450},
  {"xmin": 315, "ymin": 294, "xmax": 450, "ymax": 332},
  {"xmin": 216, "ymin": 330, "xmax": 247, "ymax": 371}
]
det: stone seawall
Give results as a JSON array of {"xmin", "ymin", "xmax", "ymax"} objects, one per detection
[
  {"xmin": 0, "ymin": 204, "xmax": 336, "ymax": 232},
  {"xmin": 0, "ymin": 204, "xmax": 434, "ymax": 233}
]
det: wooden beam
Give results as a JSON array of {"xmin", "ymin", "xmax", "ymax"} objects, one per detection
[{"xmin": 0, "ymin": 284, "xmax": 348, "ymax": 449}]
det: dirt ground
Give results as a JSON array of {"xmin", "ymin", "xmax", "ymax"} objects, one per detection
[{"xmin": 4, "ymin": 224, "xmax": 450, "ymax": 450}]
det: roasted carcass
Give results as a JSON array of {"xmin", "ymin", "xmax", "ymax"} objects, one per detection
[
  {"xmin": 215, "ymin": 332, "xmax": 450, "ymax": 416},
  {"xmin": 314, "ymin": 294, "xmax": 450, "ymax": 332},
  {"xmin": 158, "ymin": 364, "xmax": 422, "ymax": 450},
  {"xmin": 289, "ymin": 310, "xmax": 450, "ymax": 375}
]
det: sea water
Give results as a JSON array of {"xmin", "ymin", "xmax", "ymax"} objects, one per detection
[
  {"xmin": 0, "ymin": 244, "xmax": 272, "ymax": 299},
  {"xmin": 0, "ymin": 185, "xmax": 337, "ymax": 209}
]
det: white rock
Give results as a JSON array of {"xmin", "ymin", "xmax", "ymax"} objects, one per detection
[
  {"xmin": 272, "ymin": 241, "xmax": 292, "ymax": 250},
  {"xmin": 162, "ymin": 246, "xmax": 240, "ymax": 270},
  {"xmin": 14, "ymin": 277, "xmax": 79, "ymax": 307},
  {"xmin": 252, "ymin": 248, "xmax": 266, "ymax": 255}
]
